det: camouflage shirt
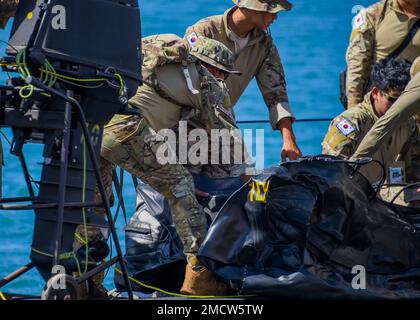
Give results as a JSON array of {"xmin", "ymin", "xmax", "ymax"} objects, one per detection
[
  {"xmin": 186, "ymin": 7, "xmax": 294, "ymax": 130},
  {"xmin": 352, "ymin": 73, "xmax": 420, "ymax": 160},
  {"xmin": 345, "ymin": 0, "xmax": 420, "ymax": 108},
  {"xmin": 323, "ymin": 92, "xmax": 418, "ymax": 182},
  {"xmin": 0, "ymin": 0, "xmax": 18, "ymax": 29}
]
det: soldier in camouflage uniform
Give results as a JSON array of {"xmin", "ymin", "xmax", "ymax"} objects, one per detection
[
  {"xmin": 185, "ymin": 0, "xmax": 302, "ymax": 168},
  {"xmin": 324, "ymin": 59, "xmax": 418, "ymax": 204},
  {"xmin": 351, "ymin": 60, "xmax": 420, "ymax": 158},
  {"xmin": 76, "ymin": 36, "xmax": 241, "ymax": 297},
  {"xmin": 0, "ymin": 0, "xmax": 18, "ymax": 29},
  {"xmin": 345, "ymin": 0, "xmax": 420, "ymax": 181}
]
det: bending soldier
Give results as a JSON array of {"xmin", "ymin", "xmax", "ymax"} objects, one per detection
[
  {"xmin": 75, "ymin": 35, "xmax": 241, "ymax": 298},
  {"xmin": 186, "ymin": 0, "xmax": 302, "ymax": 165},
  {"xmin": 324, "ymin": 59, "xmax": 418, "ymax": 194},
  {"xmin": 351, "ymin": 60, "xmax": 420, "ymax": 161},
  {"xmin": 345, "ymin": 0, "xmax": 420, "ymax": 181}
]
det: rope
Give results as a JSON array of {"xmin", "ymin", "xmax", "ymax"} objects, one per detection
[
  {"xmin": 113, "ymin": 268, "xmax": 256, "ymax": 300},
  {"xmin": 30, "ymin": 247, "xmax": 82, "ymax": 275},
  {"xmin": 81, "ymin": 137, "xmax": 89, "ymax": 273}
]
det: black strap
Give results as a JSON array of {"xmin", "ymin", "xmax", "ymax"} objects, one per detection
[
  {"xmin": 112, "ymin": 168, "xmax": 128, "ymax": 224},
  {"xmin": 131, "ymin": 174, "xmax": 138, "ymax": 189},
  {"xmin": 388, "ymin": 19, "xmax": 420, "ymax": 59}
]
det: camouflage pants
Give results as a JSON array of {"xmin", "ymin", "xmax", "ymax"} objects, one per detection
[
  {"xmin": 72, "ymin": 225, "xmax": 106, "ymax": 289},
  {"xmin": 407, "ymin": 141, "xmax": 420, "ymax": 183},
  {"xmin": 379, "ymin": 185, "xmax": 409, "ymax": 206},
  {"xmin": 95, "ymin": 114, "xmax": 207, "ymax": 256},
  {"xmin": 185, "ymin": 115, "xmax": 255, "ymax": 179},
  {"xmin": 406, "ymin": 120, "xmax": 420, "ymax": 183}
]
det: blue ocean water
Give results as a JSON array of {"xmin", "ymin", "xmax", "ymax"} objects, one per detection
[{"xmin": 0, "ymin": 0, "xmax": 374, "ymax": 296}]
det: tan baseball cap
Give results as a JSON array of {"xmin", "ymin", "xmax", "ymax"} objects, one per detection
[{"xmin": 232, "ymin": 0, "xmax": 293, "ymax": 13}]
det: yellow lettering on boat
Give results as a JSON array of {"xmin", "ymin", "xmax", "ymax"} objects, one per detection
[{"xmin": 249, "ymin": 180, "xmax": 270, "ymax": 203}]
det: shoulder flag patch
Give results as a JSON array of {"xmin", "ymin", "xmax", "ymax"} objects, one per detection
[
  {"xmin": 352, "ymin": 11, "xmax": 364, "ymax": 29},
  {"xmin": 336, "ymin": 118, "xmax": 356, "ymax": 136},
  {"xmin": 186, "ymin": 32, "xmax": 199, "ymax": 46}
]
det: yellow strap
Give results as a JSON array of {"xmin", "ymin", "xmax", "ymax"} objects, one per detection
[
  {"xmin": 0, "ymin": 291, "xmax": 6, "ymax": 300},
  {"xmin": 114, "ymin": 268, "xmax": 255, "ymax": 299},
  {"xmin": 31, "ymin": 247, "xmax": 74, "ymax": 260}
]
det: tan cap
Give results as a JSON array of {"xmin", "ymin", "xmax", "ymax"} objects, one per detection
[{"xmin": 232, "ymin": 0, "xmax": 293, "ymax": 13}]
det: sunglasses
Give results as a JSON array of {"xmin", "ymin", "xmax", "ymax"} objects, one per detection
[
  {"xmin": 222, "ymin": 71, "xmax": 230, "ymax": 80},
  {"xmin": 381, "ymin": 91, "xmax": 400, "ymax": 104}
]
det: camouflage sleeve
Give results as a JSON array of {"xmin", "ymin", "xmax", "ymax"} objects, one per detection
[
  {"xmin": 351, "ymin": 73, "xmax": 420, "ymax": 160},
  {"xmin": 322, "ymin": 115, "xmax": 361, "ymax": 159},
  {"xmin": 256, "ymin": 42, "xmax": 294, "ymax": 130},
  {"xmin": 0, "ymin": 0, "xmax": 18, "ymax": 29},
  {"xmin": 185, "ymin": 18, "xmax": 214, "ymax": 39},
  {"xmin": 345, "ymin": 7, "xmax": 376, "ymax": 108}
]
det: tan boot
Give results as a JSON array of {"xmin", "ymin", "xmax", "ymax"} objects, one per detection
[
  {"xmin": 180, "ymin": 264, "xmax": 229, "ymax": 296},
  {"xmin": 75, "ymin": 270, "xmax": 109, "ymax": 300},
  {"xmin": 77, "ymin": 280, "xmax": 109, "ymax": 300}
]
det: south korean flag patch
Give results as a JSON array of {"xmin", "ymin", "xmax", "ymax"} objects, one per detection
[
  {"xmin": 186, "ymin": 32, "xmax": 199, "ymax": 46},
  {"xmin": 352, "ymin": 11, "xmax": 365, "ymax": 29},
  {"xmin": 336, "ymin": 118, "xmax": 356, "ymax": 136}
]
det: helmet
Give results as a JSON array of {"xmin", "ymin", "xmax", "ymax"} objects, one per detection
[
  {"xmin": 232, "ymin": 0, "xmax": 293, "ymax": 13},
  {"xmin": 187, "ymin": 36, "xmax": 241, "ymax": 75}
]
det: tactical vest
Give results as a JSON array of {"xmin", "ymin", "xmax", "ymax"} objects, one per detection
[{"xmin": 141, "ymin": 34, "xmax": 235, "ymax": 131}]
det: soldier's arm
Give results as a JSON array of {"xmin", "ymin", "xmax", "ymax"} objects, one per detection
[
  {"xmin": 185, "ymin": 19, "xmax": 214, "ymax": 39},
  {"xmin": 0, "ymin": 0, "xmax": 18, "ymax": 29},
  {"xmin": 256, "ymin": 42, "xmax": 301, "ymax": 161},
  {"xmin": 351, "ymin": 73, "xmax": 420, "ymax": 160},
  {"xmin": 322, "ymin": 115, "xmax": 361, "ymax": 159},
  {"xmin": 345, "ymin": 8, "xmax": 376, "ymax": 108}
]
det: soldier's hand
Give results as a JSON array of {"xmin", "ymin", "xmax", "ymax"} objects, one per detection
[
  {"xmin": 276, "ymin": 117, "xmax": 302, "ymax": 162},
  {"xmin": 281, "ymin": 139, "xmax": 302, "ymax": 162}
]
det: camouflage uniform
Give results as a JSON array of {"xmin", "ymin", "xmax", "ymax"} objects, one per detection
[
  {"xmin": 82, "ymin": 36, "xmax": 241, "ymax": 260},
  {"xmin": 100, "ymin": 116, "xmax": 208, "ymax": 255},
  {"xmin": 346, "ymin": 0, "xmax": 420, "ymax": 108},
  {"xmin": 322, "ymin": 92, "xmax": 418, "ymax": 184},
  {"xmin": 185, "ymin": 0, "xmax": 295, "ymax": 131},
  {"xmin": 345, "ymin": 0, "xmax": 420, "ymax": 181},
  {"xmin": 0, "ymin": 0, "xmax": 18, "ymax": 29},
  {"xmin": 351, "ymin": 73, "xmax": 420, "ymax": 163}
]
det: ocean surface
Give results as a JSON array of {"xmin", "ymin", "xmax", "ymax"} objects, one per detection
[{"xmin": 0, "ymin": 0, "xmax": 374, "ymax": 296}]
